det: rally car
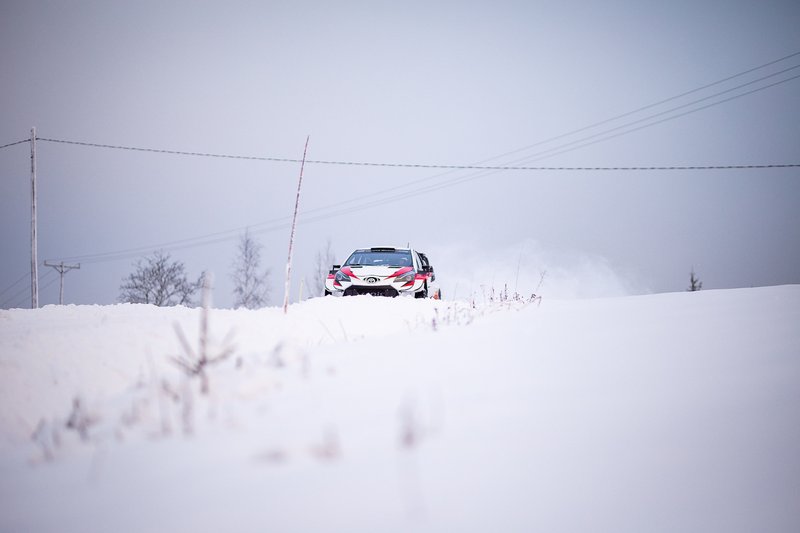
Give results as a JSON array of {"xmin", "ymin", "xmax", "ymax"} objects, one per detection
[{"xmin": 324, "ymin": 247, "xmax": 438, "ymax": 298}]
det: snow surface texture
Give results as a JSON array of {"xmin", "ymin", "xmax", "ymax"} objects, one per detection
[{"xmin": 1, "ymin": 287, "xmax": 798, "ymax": 533}]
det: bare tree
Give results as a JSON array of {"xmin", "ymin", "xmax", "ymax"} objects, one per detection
[
  {"xmin": 312, "ymin": 238, "xmax": 336, "ymax": 296},
  {"xmin": 688, "ymin": 269, "xmax": 703, "ymax": 292},
  {"xmin": 231, "ymin": 230, "xmax": 270, "ymax": 308},
  {"xmin": 119, "ymin": 251, "xmax": 201, "ymax": 306}
]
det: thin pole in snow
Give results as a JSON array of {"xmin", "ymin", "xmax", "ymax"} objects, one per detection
[
  {"xmin": 30, "ymin": 127, "xmax": 38, "ymax": 309},
  {"xmin": 283, "ymin": 136, "xmax": 310, "ymax": 314}
]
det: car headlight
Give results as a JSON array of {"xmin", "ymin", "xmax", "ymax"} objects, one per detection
[
  {"xmin": 335, "ymin": 270, "xmax": 351, "ymax": 283},
  {"xmin": 395, "ymin": 270, "xmax": 416, "ymax": 284}
]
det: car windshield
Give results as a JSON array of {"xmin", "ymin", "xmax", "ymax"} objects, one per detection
[{"xmin": 345, "ymin": 250, "xmax": 412, "ymax": 267}]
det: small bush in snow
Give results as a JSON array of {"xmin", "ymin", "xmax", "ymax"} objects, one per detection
[
  {"xmin": 688, "ymin": 269, "xmax": 703, "ymax": 291},
  {"xmin": 171, "ymin": 274, "xmax": 236, "ymax": 395}
]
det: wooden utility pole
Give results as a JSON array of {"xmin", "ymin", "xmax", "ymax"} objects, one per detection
[
  {"xmin": 30, "ymin": 127, "xmax": 38, "ymax": 309},
  {"xmin": 283, "ymin": 136, "xmax": 310, "ymax": 315},
  {"xmin": 44, "ymin": 261, "xmax": 81, "ymax": 305}
]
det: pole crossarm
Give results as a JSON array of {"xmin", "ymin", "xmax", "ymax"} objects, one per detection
[
  {"xmin": 44, "ymin": 261, "xmax": 81, "ymax": 305},
  {"xmin": 44, "ymin": 261, "xmax": 81, "ymax": 272}
]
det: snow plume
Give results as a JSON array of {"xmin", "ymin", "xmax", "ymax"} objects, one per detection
[{"xmin": 432, "ymin": 239, "xmax": 637, "ymax": 301}]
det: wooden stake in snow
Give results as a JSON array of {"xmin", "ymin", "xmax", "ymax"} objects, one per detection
[{"xmin": 283, "ymin": 136, "xmax": 310, "ymax": 314}]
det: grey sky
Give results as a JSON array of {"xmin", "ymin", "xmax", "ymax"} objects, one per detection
[{"xmin": 1, "ymin": 0, "xmax": 799, "ymax": 308}]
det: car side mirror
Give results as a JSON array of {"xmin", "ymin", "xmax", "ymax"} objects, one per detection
[
  {"xmin": 422, "ymin": 265, "xmax": 433, "ymax": 273},
  {"xmin": 329, "ymin": 264, "xmax": 341, "ymax": 275}
]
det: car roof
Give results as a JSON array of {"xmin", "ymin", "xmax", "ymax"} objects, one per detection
[{"xmin": 353, "ymin": 246, "xmax": 412, "ymax": 252}]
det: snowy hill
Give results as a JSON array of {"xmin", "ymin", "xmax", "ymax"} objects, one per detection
[{"xmin": 1, "ymin": 287, "xmax": 798, "ymax": 533}]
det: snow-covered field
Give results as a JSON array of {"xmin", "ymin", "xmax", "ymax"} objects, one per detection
[{"xmin": 1, "ymin": 287, "xmax": 798, "ymax": 533}]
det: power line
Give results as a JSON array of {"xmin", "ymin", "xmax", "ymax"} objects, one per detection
[
  {"xmin": 52, "ymin": 218, "xmax": 293, "ymax": 265},
  {"xmin": 28, "ymin": 52, "xmax": 800, "ymax": 263},
  {"xmin": 44, "ymin": 142, "xmax": 800, "ymax": 266},
  {"xmin": 230, "ymin": 62, "xmax": 800, "ymax": 228},
  {"xmin": 0, "ymin": 139, "xmax": 29, "ymax": 150},
  {"xmin": 37, "ymin": 137, "xmax": 300, "ymax": 163},
  {"xmin": 1, "ymin": 269, "xmax": 56, "ymax": 309},
  {"xmin": 482, "ymin": 50, "xmax": 800, "ymax": 163},
  {"xmin": 288, "ymin": 69, "xmax": 800, "ymax": 221},
  {"xmin": 506, "ymin": 72, "xmax": 800, "ymax": 166},
  {"xmin": 35, "ymin": 51, "xmax": 800, "ymax": 244},
  {"xmin": 30, "ymin": 51, "xmax": 800, "ymax": 268},
  {"xmin": 286, "ymin": 64, "xmax": 800, "ymax": 228},
  {"xmin": 0, "ymin": 271, "xmax": 29, "ymax": 299},
  {"xmin": 50, "ymin": 210, "xmax": 293, "ymax": 264},
  {"xmin": 44, "ymin": 149, "xmax": 800, "ymax": 266},
  {"xmin": 46, "ymin": 154, "xmax": 800, "ymax": 268},
  {"xmin": 365, "ymin": 69, "xmax": 800, "ymax": 207},
  {"xmin": 33, "ymin": 136, "xmax": 800, "ymax": 172},
  {"xmin": 1, "ymin": 277, "xmax": 34, "ymax": 309},
  {"xmin": 32, "ymin": 273, "xmax": 60, "ymax": 308},
  {"xmin": 33, "ymin": 51, "xmax": 800, "ymax": 171}
]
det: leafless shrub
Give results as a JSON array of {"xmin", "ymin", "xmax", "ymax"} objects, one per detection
[
  {"xmin": 66, "ymin": 396, "xmax": 97, "ymax": 441},
  {"xmin": 31, "ymin": 418, "xmax": 59, "ymax": 462},
  {"xmin": 171, "ymin": 274, "xmax": 236, "ymax": 395},
  {"xmin": 688, "ymin": 268, "xmax": 703, "ymax": 291},
  {"xmin": 476, "ymin": 282, "xmax": 544, "ymax": 309}
]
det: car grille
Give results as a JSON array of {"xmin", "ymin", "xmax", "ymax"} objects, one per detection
[{"xmin": 343, "ymin": 286, "xmax": 399, "ymax": 297}]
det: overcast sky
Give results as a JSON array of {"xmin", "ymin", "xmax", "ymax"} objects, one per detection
[{"xmin": 1, "ymin": 0, "xmax": 799, "ymax": 308}]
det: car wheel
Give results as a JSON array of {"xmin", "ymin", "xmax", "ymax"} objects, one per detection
[
  {"xmin": 324, "ymin": 290, "xmax": 332, "ymax": 296},
  {"xmin": 414, "ymin": 284, "xmax": 428, "ymax": 299}
]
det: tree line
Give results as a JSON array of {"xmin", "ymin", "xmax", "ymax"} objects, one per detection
[{"xmin": 119, "ymin": 232, "xmax": 335, "ymax": 308}]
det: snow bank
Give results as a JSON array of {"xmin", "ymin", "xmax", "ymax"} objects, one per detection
[
  {"xmin": 0, "ymin": 297, "xmax": 451, "ymax": 442},
  {"xmin": 1, "ymin": 287, "xmax": 798, "ymax": 533}
]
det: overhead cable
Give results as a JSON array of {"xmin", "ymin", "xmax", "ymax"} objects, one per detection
[
  {"xmin": 0, "ymin": 139, "xmax": 29, "ymax": 150},
  {"xmin": 485, "ymin": 50, "xmax": 800, "ymax": 162},
  {"xmin": 37, "ymin": 51, "xmax": 800, "ymax": 266},
  {"xmin": 506, "ymin": 73, "xmax": 800, "ymax": 166},
  {"xmin": 0, "ymin": 271, "xmax": 29, "ymax": 299},
  {"xmin": 34, "ymin": 52, "xmax": 800, "ymax": 171},
  {"xmin": 33, "ymin": 137, "xmax": 800, "ymax": 172},
  {"xmin": 0, "ymin": 269, "xmax": 56, "ymax": 309}
]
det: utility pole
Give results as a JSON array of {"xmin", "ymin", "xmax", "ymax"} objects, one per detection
[
  {"xmin": 283, "ymin": 136, "xmax": 310, "ymax": 315},
  {"xmin": 44, "ymin": 261, "xmax": 81, "ymax": 304},
  {"xmin": 30, "ymin": 127, "xmax": 38, "ymax": 309}
]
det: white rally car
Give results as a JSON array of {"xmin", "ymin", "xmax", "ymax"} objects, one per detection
[{"xmin": 324, "ymin": 247, "xmax": 438, "ymax": 298}]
